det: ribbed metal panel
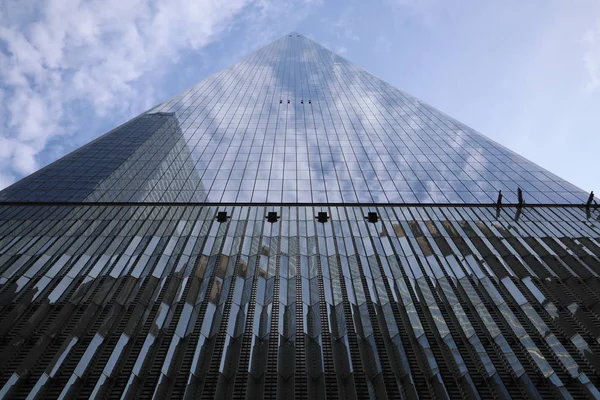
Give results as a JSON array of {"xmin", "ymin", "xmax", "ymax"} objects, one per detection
[{"xmin": 1, "ymin": 204, "xmax": 600, "ymax": 399}]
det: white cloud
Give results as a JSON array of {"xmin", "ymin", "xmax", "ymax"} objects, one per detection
[
  {"xmin": 375, "ymin": 35, "xmax": 392, "ymax": 53},
  {"xmin": 388, "ymin": 0, "xmax": 445, "ymax": 26},
  {"xmin": 0, "ymin": 0, "xmax": 257, "ymax": 189},
  {"xmin": 583, "ymin": 19, "xmax": 600, "ymax": 91},
  {"xmin": 336, "ymin": 45, "xmax": 348, "ymax": 55},
  {"xmin": 0, "ymin": 172, "xmax": 15, "ymax": 191},
  {"xmin": 337, "ymin": 8, "xmax": 360, "ymax": 39}
]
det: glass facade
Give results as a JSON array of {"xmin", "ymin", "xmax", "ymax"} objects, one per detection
[
  {"xmin": 1, "ymin": 33, "xmax": 600, "ymax": 399},
  {"xmin": 0, "ymin": 34, "xmax": 591, "ymax": 205}
]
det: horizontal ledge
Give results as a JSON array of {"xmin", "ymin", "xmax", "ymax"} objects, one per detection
[{"xmin": 0, "ymin": 201, "xmax": 592, "ymax": 209}]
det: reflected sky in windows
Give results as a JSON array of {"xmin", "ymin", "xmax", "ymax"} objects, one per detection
[{"xmin": 0, "ymin": 34, "xmax": 590, "ymax": 205}]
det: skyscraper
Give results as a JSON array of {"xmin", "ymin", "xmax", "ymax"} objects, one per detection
[{"xmin": 0, "ymin": 32, "xmax": 599, "ymax": 399}]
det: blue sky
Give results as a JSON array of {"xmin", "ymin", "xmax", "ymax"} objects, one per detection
[{"xmin": 0, "ymin": 0, "xmax": 598, "ymax": 194}]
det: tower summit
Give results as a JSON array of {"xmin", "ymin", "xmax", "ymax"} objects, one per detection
[{"xmin": 0, "ymin": 33, "xmax": 599, "ymax": 399}]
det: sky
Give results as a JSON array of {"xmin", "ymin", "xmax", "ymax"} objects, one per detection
[{"xmin": 0, "ymin": 0, "xmax": 599, "ymax": 195}]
